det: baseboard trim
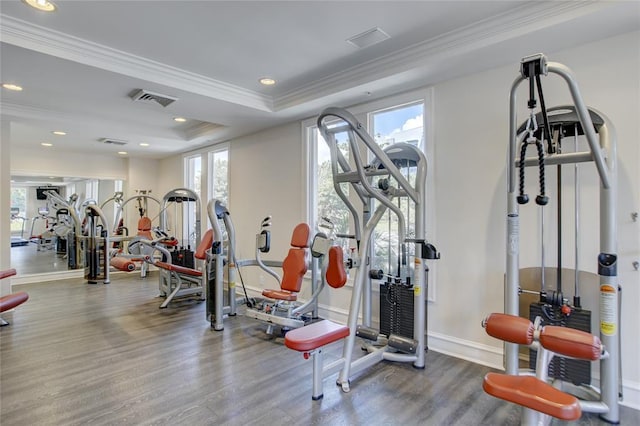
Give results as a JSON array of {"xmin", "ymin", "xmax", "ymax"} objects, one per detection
[{"xmin": 12, "ymin": 269, "xmax": 83, "ymax": 285}]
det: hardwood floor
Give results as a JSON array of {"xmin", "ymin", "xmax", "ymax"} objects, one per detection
[
  {"xmin": 10, "ymin": 242, "xmax": 70, "ymax": 275},
  {"xmin": 1, "ymin": 274, "xmax": 638, "ymax": 425}
]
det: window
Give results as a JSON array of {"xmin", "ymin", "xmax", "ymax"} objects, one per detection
[
  {"xmin": 306, "ymin": 90, "xmax": 434, "ymax": 299},
  {"xmin": 85, "ymin": 180, "xmax": 99, "ymax": 204},
  {"xmin": 307, "ymin": 126, "xmax": 351, "ymax": 248},
  {"xmin": 10, "ymin": 187, "xmax": 27, "ymax": 235},
  {"xmin": 184, "ymin": 154, "xmax": 202, "ymax": 193},
  {"xmin": 183, "ymin": 154, "xmax": 202, "ymax": 246},
  {"xmin": 369, "ymin": 102, "xmax": 424, "ymax": 276},
  {"xmin": 208, "ymin": 145, "xmax": 229, "ymax": 205}
]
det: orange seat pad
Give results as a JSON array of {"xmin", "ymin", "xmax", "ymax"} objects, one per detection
[
  {"xmin": 262, "ymin": 289, "xmax": 297, "ymax": 301},
  {"xmin": 483, "ymin": 373, "xmax": 581, "ymax": 421},
  {"xmin": 110, "ymin": 257, "xmax": 136, "ymax": 272},
  {"xmin": 285, "ymin": 320, "xmax": 350, "ymax": 352},
  {"xmin": 0, "ymin": 268, "xmax": 17, "ymax": 280},
  {"xmin": 0, "ymin": 292, "xmax": 29, "ymax": 313},
  {"xmin": 154, "ymin": 261, "xmax": 202, "ymax": 277}
]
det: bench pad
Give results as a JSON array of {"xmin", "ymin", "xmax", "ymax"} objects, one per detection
[
  {"xmin": 0, "ymin": 292, "xmax": 29, "ymax": 313},
  {"xmin": 285, "ymin": 320, "xmax": 349, "ymax": 352},
  {"xmin": 0, "ymin": 268, "xmax": 17, "ymax": 280},
  {"xmin": 262, "ymin": 289, "xmax": 297, "ymax": 301},
  {"xmin": 483, "ymin": 373, "xmax": 581, "ymax": 421},
  {"xmin": 110, "ymin": 257, "xmax": 136, "ymax": 272},
  {"xmin": 154, "ymin": 261, "xmax": 202, "ymax": 277}
]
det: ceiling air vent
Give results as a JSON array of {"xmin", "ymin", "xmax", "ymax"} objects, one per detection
[
  {"xmin": 346, "ymin": 27, "xmax": 390, "ymax": 49},
  {"xmin": 129, "ymin": 89, "xmax": 178, "ymax": 107},
  {"xmin": 98, "ymin": 138, "xmax": 127, "ymax": 146}
]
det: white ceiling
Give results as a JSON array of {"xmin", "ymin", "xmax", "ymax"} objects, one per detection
[{"xmin": 1, "ymin": 0, "xmax": 639, "ymax": 161}]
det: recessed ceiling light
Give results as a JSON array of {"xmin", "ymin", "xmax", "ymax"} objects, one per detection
[
  {"xmin": 41, "ymin": 142, "xmax": 53, "ymax": 147},
  {"xmin": 52, "ymin": 131, "xmax": 66, "ymax": 136},
  {"xmin": 259, "ymin": 77, "xmax": 276, "ymax": 86},
  {"xmin": 139, "ymin": 143, "xmax": 149, "ymax": 147},
  {"xmin": 173, "ymin": 117, "xmax": 187, "ymax": 123},
  {"xmin": 117, "ymin": 151, "xmax": 128, "ymax": 155},
  {"xmin": 22, "ymin": 0, "xmax": 57, "ymax": 12},
  {"xmin": 2, "ymin": 83, "xmax": 23, "ymax": 91}
]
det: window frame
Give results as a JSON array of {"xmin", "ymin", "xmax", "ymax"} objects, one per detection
[
  {"xmin": 303, "ymin": 87, "xmax": 436, "ymax": 301},
  {"xmin": 207, "ymin": 143, "xmax": 230, "ymax": 206}
]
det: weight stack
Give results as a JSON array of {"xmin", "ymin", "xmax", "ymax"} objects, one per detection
[
  {"xmin": 529, "ymin": 302, "xmax": 592, "ymax": 385},
  {"xmin": 380, "ymin": 282, "xmax": 414, "ymax": 339}
]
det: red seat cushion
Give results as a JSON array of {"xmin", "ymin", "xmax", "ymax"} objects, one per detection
[
  {"xmin": 326, "ymin": 246, "xmax": 347, "ymax": 288},
  {"xmin": 280, "ymin": 248, "xmax": 307, "ymax": 293},
  {"xmin": 483, "ymin": 373, "xmax": 581, "ymax": 420},
  {"xmin": 262, "ymin": 289, "xmax": 297, "ymax": 301},
  {"xmin": 154, "ymin": 261, "xmax": 202, "ymax": 277},
  {"xmin": 110, "ymin": 257, "xmax": 136, "ymax": 272},
  {"xmin": 290, "ymin": 223, "xmax": 310, "ymax": 248},
  {"xmin": 0, "ymin": 268, "xmax": 17, "ymax": 280},
  {"xmin": 285, "ymin": 320, "xmax": 350, "ymax": 352},
  {"xmin": 0, "ymin": 292, "xmax": 29, "ymax": 313}
]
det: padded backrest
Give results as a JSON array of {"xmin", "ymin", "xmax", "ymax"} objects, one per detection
[
  {"xmin": 137, "ymin": 217, "xmax": 152, "ymax": 231},
  {"xmin": 326, "ymin": 246, "xmax": 347, "ymax": 288},
  {"xmin": 136, "ymin": 217, "xmax": 153, "ymax": 240},
  {"xmin": 280, "ymin": 223, "xmax": 311, "ymax": 292},
  {"xmin": 281, "ymin": 248, "xmax": 307, "ymax": 292},
  {"xmin": 0, "ymin": 268, "xmax": 17, "ymax": 280},
  {"xmin": 290, "ymin": 223, "xmax": 310, "ymax": 248},
  {"xmin": 194, "ymin": 229, "xmax": 214, "ymax": 260}
]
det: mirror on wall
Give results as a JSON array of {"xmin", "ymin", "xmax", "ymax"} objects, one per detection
[{"xmin": 9, "ymin": 175, "xmax": 122, "ymax": 277}]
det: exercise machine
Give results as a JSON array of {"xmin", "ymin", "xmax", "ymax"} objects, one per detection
[
  {"xmin": 28, "ymin": 207, "xmax": 57, "ymax": 251},
  {"xmin": 206, "ymin": 199, "xmax": 242, "ymax": 330},
  {"xmin": 153, "ymin": 188, "xmax": 203, "ymax": 306},
  {"xmin": 43, "ymin": 190, "xmax": 83, "ymax": 269},
  {"xmin": 160, "ymin": 188, "xmax": 201, "ymax": 268},
  {"xmin": 81, "ymin": 204, "xmax": 112, "ymax": 284},
  {"xmin": 139, "ymin": 231, "xmax": 210, "ymax": 308},
  {"xmin": 243, "ymin": 220, "xmax": 335, "ymax": 334},
  {"xmin": 485, "ymin": 53, "xmax": 620, "ymax": 424},
  {"xmin": 9, "ymin": 207, "xmax": 29, "ymax": 247},
  {"xmin": 109, "ymin": 192, "xmax": 166, "ymax": 277},
  {"xmin": 285, "ymin": 106, "xmax": 439, "ymax": 397}
]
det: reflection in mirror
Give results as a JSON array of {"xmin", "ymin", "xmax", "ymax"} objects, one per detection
[{"xmin": 9, "ymin": 175, "xmax": 122, "ymax": 277}]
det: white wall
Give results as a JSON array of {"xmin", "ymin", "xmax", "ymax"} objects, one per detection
[
  {"xmin": 228, "ymin": 121, "xmax": 306, "ymax": 260},
  {"xmin": 11, "ymin": 146, "xmax": 127, "ymax": 180}
]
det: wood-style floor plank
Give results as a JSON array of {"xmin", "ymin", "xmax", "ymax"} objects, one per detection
[{"xmin": 1, "ymin": 274, "xmax": 638, "ymax": 425}]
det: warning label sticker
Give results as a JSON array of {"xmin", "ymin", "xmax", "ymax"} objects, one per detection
[
  {"xmin": 414, "ymin": 286, "xmax": 421, "ymax": 296},
  {"xmin": 600, "ymin": 284, "xmax": 616, "ymax": 336}
]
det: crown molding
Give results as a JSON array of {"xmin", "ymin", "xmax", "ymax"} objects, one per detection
[
  {"xmin": 181, "ymin": 121, "xmax": 225, "ymax": 141},
  {"xmin": 273, "ymin": 1, "xmax": 612, "ymax": 111},
  {"xmin": 0, "ymin": 14, "xmax": 274, "ymax": 113},
  {"xmin": 0, "ymin": 1, "xmax": 617, "ymax": 116},
  {"xmin": 1, "ymin": 101, "xmax": 72, "ymax": 122}
]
